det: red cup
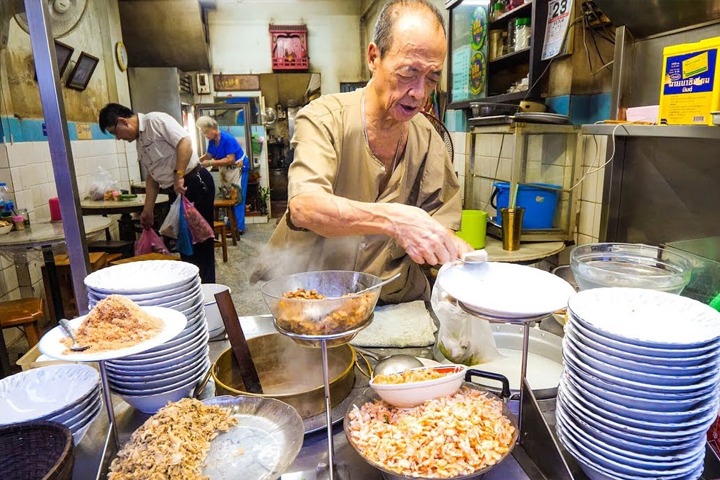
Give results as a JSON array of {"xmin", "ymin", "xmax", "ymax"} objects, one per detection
[{"xmin": 49, "ymin": 197, "xmax": 61, "ymax": 222}]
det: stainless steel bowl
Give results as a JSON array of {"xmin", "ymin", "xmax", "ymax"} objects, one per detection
[
  {"xmin": 570, "ymin": 243, "xmax": 692, "ymax": 294},
  {"xmin": 260, "ymin": 270, "xmax": 382, "ymax": 341}
]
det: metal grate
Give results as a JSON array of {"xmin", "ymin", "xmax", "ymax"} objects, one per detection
[{"xmin": 178, "ymin": 71, "xmax": 193, "ymax": 95}]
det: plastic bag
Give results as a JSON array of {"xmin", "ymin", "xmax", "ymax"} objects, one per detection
[
  {"xmin": 87, "ymin": 166, "xmax": 118, "ymax": 201},
  {"xmin": 135, "ymin": 228, "xmax": 170, "ymax": 256},
  {"xmin": 159, "ymin": 196, "xmax": 182, "ymax": 238},
  {"xmin": 432, "ymin": 263, "xmax": 503, "ymax": 366},
  {"xmin": 177, "ymin": 196, "xmax": 194, "ymax": 256},
  {"xmin": 182, "ymin": 196, "xmax": 214, "ymax": 244}
]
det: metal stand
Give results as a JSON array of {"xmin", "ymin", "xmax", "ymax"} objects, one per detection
[
  {"xmin": 459, "ymin": 304, "xmax": 574, "ymax": 479},
  {"xmin": 320, "ymin": 339, "xmax": 336, "ymax": 480},
  {"xmin": 96, "ymin": 360, "xmax": 120, "ymax": 480}
]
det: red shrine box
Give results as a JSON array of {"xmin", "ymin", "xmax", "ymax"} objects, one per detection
[{"xmin": 269, "ymin": 24, "xmax": 309, "ymax": 71}]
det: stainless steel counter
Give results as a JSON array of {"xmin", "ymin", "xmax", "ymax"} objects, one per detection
[{"xmin": 70, "ymin": 315, "xmax": 720, "ymax": 480}]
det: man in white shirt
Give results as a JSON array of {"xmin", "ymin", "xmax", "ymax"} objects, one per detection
[{"xmin": 99, "ymin": 103, "xmax": 216, "ymax": 283}]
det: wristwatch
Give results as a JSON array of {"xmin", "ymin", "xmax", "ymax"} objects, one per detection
[{"xmin": 173, "ymin": 169, "xmax": 185, "ymax": 176}]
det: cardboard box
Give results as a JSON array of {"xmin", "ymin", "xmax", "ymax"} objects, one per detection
[{"xmin": 659, "ymin": 37, "xmax": 720, "ymax": 125}]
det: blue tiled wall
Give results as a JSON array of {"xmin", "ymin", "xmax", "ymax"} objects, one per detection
[
  {"xmin": 0, "ymin": 116, "xmax": 114, "ymax": 142},
  {"xmin": 546, "ymin": 93, "xmax": 611, "ymax": 125}
]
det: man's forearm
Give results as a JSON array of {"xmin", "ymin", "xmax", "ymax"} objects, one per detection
[
  {"xmin": 289, "ymin": 192, "xmax": 401, "ymax": 238},
  {"xmin": 144, "ymin": 176, "xmax": 160, "ymax": 209}
]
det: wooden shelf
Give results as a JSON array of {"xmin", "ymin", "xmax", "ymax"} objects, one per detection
[
  {"xmin": 490, "ymin": 1, "xmax": 532, "ymax": 27},
  {"xmin": 488, "ymin": 47, "xmax": 530, "ymax": 68}
]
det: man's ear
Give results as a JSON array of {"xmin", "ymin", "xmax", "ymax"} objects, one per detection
[{"xmin": 367, "ymin": 42, "xmax": 380, "ymax": 74}]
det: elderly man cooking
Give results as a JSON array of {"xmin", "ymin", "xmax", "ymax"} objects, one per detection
[{"xmin": 254, "ymin": 0, "xmax": 471, "ymax": 303}]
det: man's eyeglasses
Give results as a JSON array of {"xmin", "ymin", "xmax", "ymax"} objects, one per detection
[{"xmin": 106, "ymin": 120, "xmax": 119, "ymax": 137}]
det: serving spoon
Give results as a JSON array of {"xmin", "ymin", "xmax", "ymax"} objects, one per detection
[
  {"xmin": 59, "ymin": 318, "xmax": 90, "ymax": 352},
  {"xmin": 344, "ymin": 272, "xmax": 401, "ymax": 298}
]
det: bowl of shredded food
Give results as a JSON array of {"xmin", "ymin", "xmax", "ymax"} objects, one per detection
[
  {"xmin": 370, "ymin": 365, "xmax": 467, "ymax": 408},
  {"xmin": 345, "ymin": 382, "xmax": 518, "ymax": 479},
  {"xmin": 260, "ymin": 270, "xmax": 382, "ymax": 345}
]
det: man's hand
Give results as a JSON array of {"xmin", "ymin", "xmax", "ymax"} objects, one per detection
[
  {"xmin": 140, "ymin": 208, "xmax": 155, "ymax": 229},
  {"xmin": 388, "ymin": 205, "xmax": 464, "ymax": 266},
  {"xmin": 201, "ymin": 159, "xmax": 212, "ymax": 168},
  {"xmin": 174, "ymin": 176, "xmax": 187, "ymax": 195}
]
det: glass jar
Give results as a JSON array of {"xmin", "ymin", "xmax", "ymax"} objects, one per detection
[
  {"xmin": 515, "ymin": 17, "xmax": 531, "ymax": 50},
  {"xmin": 491, "ymin": 2, "xmax": 504, "ymax": 21},
  {"xmin": 507, "ymin": 20, "xmax": 517, "ymax": 53},
  {"xmin": 489, "ymin": 29, "xmax": 504, "ymax": 60}
]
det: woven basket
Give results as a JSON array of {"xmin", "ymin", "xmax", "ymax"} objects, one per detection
[{"xmin": 0, "ymin": 421, "xmax": 74, "ymax": 480}]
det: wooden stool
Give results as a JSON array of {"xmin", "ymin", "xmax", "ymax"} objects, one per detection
[
  {"xmin": 110, "ymin": 253, "xmax": 180, "ymax": 266},
  {"xmin": 0, "ymin": 297, "xmax": 44, "ymax": 350},
  {"xmin": 42, "ymin": 252, "xmax": 109, "ymax": 320},
  {"xmin": 213, "ymin": 199, "xmax": 238, "ymax": 246},
  {"xmin": 213, "ymin": 221, "xmax": 228, "ymax": 263}
]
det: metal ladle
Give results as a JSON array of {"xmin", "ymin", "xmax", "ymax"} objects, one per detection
[
  {"xmin": 353, "ymin": 347, "xmax": 423, "ymax": 377},
  {"xmin": 335, "ymin": 272, "xmax": 401, "ymax": 298}
]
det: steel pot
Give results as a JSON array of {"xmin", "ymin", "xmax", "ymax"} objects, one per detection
[
  {"xmin": 212, "ymin": 332, "xmax": 355, "ymax": 419},
  {"xmin": 470, "ymin": 101, "xmax": 518, "ymax": 117}
]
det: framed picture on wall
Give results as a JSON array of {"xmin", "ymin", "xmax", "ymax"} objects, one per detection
[
  {"xmin": 33, "ymin": 41, "xmax": 74, "ymax": 81},
  {"xmin": 66, "ymin": 51, "xmax": 99, "ymax": 91}
]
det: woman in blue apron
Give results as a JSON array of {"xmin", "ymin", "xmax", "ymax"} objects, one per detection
[{"xmin": 196, "ymin": 116, "xmax": 250, "ymax": 233}]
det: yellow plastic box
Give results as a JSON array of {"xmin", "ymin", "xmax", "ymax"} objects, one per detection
[{"xmin": 659, "ymin": 36, "xmax": 720, "ymax": 125}]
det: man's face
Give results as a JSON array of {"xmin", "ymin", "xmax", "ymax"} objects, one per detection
[
  {"xmin": 368, "ymin": 11, "xmax": 446, "ymax": 123},
  {"xmin": 106, "ymin": 117, "xmax": 137, "ymax": 142}
]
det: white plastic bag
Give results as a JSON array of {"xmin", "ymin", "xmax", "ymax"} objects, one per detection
[
  {"xmin": 87, "ymin": 166, "xmax": 117, "ymax": 200},
  {"xmin": 432, "ymin": 263, "xmax": 503, "ymax": 365},
  {"xmin": 159, "ymin": 196, "xmax": 182, "ymax": 238}
]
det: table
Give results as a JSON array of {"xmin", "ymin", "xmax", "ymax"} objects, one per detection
[
  {"xmin": 0, "ymin": 216, "xmax": 112, "ymax": 376},
  {"xmin": 80, "ymin": 194, "xmax": 169, "ymax": 241},
  {"xmin": 485, "ymin": 237, "xmax": 566, "ymax": 264}
]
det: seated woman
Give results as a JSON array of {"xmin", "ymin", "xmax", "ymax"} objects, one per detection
[{"xmin": 196, "ymin": 116, "xmax": 250, "ymax": 233}]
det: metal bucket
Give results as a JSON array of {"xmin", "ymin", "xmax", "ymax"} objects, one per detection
[{"xmin": 211, "ymin": 332, "xmax": 356, "ymax": 419}]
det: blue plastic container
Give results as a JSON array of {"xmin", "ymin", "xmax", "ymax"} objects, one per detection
[{"xmin": 491, "ymin": 182, "xmax": 561, "ymax": 229}]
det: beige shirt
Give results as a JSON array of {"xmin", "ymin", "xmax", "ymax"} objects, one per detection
[
  {"xmin": 136, "ymin": 112, "xmax": 199, "ymax": 189},
  {"xmin": 256, "ymin": 88, "xmax": 461, "ymax": 303}
]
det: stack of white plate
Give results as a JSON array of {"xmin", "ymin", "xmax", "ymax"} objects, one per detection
[
  {"xmin": 558, "ymin": 287, "xmax": 720, "ymax": 480},
  {"xmin": 84, "ymin": 260, "xmax": 211, "ymax": 414},
  {"xmin": 0, "ymin": 364, "xmax": 102, "ymax": 444}
]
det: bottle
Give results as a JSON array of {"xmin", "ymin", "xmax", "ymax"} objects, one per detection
[
  {"xmin": 0, "ymin": 182, "xmax": 7, "ymax": 211},
  {"xmin": 491, "ymin": 2, "xmax": 505, "ymax": 21},
  {"xmin": 515, "ymin": 18, "xmax": 531, "ymax": 50},
  {"xmin": 507, "ymin": 19, "xmax": 517, "ymax": 53}
]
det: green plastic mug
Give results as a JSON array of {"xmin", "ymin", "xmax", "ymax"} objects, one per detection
[{"xmin": 455, "ymin": 210, "xmax": 487, "ymax": 249}]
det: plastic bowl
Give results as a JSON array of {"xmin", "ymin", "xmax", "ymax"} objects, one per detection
[
  {"xmin": 570, "ymin": 243, "xmax": 692, "ymax": 294},
  {"xmin": 260, "ymin": 270, "xmax": 382, "ymax": 337},
  {"xmin": 370, "ymin": 365, "xmax": 467, "ymax": 408}
]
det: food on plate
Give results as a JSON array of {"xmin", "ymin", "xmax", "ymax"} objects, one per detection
[
  {"xmin": 347, "ymin": 387, "xmax": 515, "ymax": 478},
  {"xmin": 275, "ymin": 288, "xmax": 375, "ymax": 335},
  {"xmin": 108, "ymin": 398, "xmax": 238, "ymax": 480},
  {"xmin": 61, "ymin": 295, "xmax": 163, "ymax": 353},
  {"xmin": 373, "ymin": 367, "xmax": 450, "ymax": 385}
]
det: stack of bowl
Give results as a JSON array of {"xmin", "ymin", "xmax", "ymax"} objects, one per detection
[
  {"xmin": 0, "ymin": 364, "xmax": 101, "ymax": 444},
  {"xmin": 84, "ymin": 260, "xmax": 210, "ymax": 413},
  {"xmin": 557, "ymin": 288, "xmax": 720, "ymax": 480}
]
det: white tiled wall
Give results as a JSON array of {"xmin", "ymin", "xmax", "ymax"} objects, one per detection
[
  {"xmin": 0, "ymin": 139, "xmax": 139, "ymax": 304},
  {"xmin": 575, "ymin": 135, "xmax": 608, "ymax": 245}
]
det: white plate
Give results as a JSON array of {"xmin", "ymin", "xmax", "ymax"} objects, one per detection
[
  {"xmin": 84, "ymin": 260, "xmax": 199, "ymax": 294},
  {"xmin": 438, "ymin": 262, "xmax": 575, "ymax": 318},
  {"xmin": 569, "ymin": 315, "xmax": 720, "ymax": 358},
  {"xmin": 568, "ymin": 288, "xmax": 720, "ymax": 347},
  {"xmin": 39, "ymin": 306, "xmax": 188, "ymax": 362},
  {"xmin": 0, "ymin": 364, "xmax": 99, "ymax": 425},
  {"xmin": 565, "ymin": 321, "xmax": 719, "ymax": 368}
]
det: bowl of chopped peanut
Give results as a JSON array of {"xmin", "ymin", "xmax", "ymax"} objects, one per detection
[{"xmin": 260, "ymin": 270, "xmax": 383, "ymax": 345}]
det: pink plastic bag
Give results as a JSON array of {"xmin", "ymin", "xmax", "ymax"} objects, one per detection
[
  {"xmin": 135, "ymin": 228, "xmax": 170, "ymax": 256},
  {"xmin": 182, "ymin": 196, "xmax": 214, "ymax": 244}
]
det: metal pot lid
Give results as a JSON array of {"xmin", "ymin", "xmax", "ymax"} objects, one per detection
[{"xmin": 514, "ymin": 112, "xmax": 571, "ymax": 124}]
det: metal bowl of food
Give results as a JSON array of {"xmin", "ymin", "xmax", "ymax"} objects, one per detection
[
  {"xmin": 570, "ymin": 243, "xmax": 692, "ymax": 294},
  {"xmin": 260, "ymin": 270, "xmax": 382, "ymax": 346},
  {"xmin": 345, "ymin": 373, "xmax": 518, "ymax": 480}
]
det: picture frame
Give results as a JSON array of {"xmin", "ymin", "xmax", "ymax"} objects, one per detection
[
  {"xmin": 33, "ymin": 40, "xmax": 74, "ymax": 81},
  {"xmin": 66, "ymin": 51, "xmax": 99, "ymax": 91}
]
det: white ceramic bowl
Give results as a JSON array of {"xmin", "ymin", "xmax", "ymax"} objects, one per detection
[
  {"xmin": 117, "ymin": 363, "xmax": 210, "ymax": 414},
  {"xmin": 0, "ymin": 224, "xmax": 12, "ymax": 235},
  {"xmin": 201, "ymin": 283, "xmax": 231, "ymax": 335},
  {"xmin": 369, "ymin": 365, "xmax": 466, "ymax": 408},
  {"xmin": 0, "ymin": 364, "xmax": 99, "ymax": 425}
]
